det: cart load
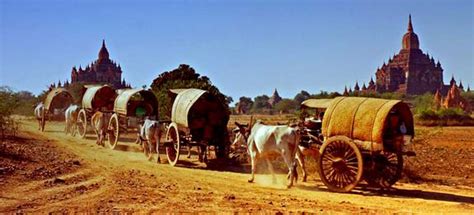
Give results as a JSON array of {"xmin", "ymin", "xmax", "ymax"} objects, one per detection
[
  {"xmin": 41, "ymin": 88, "xmax": 74, "ymax": 131},
  {"xmin": 165, "ymin": 88, "xmax": 230, "ymax": 166},
  {"xmin": 314, "ymin": 97, "xmax": 414, "ymax": 192},
  {"xmin": 77, "ymin": 85, "xmax": 118, "ymax": 137},
  {"xmin": 108, "ymin": 88, "xmax": 159, "ymax": 149}
]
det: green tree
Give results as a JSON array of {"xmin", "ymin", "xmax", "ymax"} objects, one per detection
[
  {"xmin": 0, "ymin": 86, "xmax": 19, "ymax": 117},
  {"xmin": 0, "ymin": 86, "xmax": 20, "ymax": 139},
  {"xmin": 309, "ymin": 91, "xmax": 331, "ymax": 99},
  {"xmin": 13, "ymin": 90, "xmax": 37, "ymax": 116},
  {"xmin": 294, "ymin": 90, "xmax": 311, "ymax": 105},
  {"xmin": 251, "ymin": 95, "xmax": 270, "ymax": 113},
  {"xmin": 235, "ymin": 96, "xmax": 253, "ymax": 114},
  {"xmin": 411, "ymin": 93, "xmax": 435, "ymax": 114},
  {"xmin": 274, "ymin": 99, "xmax": 298, "ymax": 113},
  {"xmin": 150, "ymin": 64, "xmax": 229, "ymax": 119},
  {"xmin": 67, "ymin": 82, "xmax": 91, "ymax": 104},
  {"xmin": 226, "ymin": 96, "xmax": 233, "ymax": 105}
]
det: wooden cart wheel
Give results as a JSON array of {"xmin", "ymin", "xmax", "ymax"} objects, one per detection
[
  {"xmin": 107, "ymin": 114, "xmax": 120, "ymax": 149},
  {"xmin": 364, "ymin": 151, "xmax": 403, "ymax": 188},
  {"xmin": 165, "ymin": 123, "xmax": 180, "ymax": 166},
  {"xmin": 317, "ymin": 136, "xmax": 363, "ymax": 193},
  {"xmin": 40, "ymin": 109, "xmax": 46, "ymax": 132},
  {"xmin": 77, "ymin": 109, "xmax": 87, "ymax": 138}
]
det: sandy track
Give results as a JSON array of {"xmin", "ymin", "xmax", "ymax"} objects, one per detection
[{"xmin": 1, "ymin": 119, "xmax": 473, "ymax": 213}]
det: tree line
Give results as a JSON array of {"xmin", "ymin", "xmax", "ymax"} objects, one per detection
[{"xmin": 234, "ymin": 90, "xmax": 342, "ymax": 115}]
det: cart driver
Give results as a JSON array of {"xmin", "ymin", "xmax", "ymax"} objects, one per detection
[
  {"xmin": 305, "ymin": 111, "xmax": 321, "ymax": 123},
  {"xmin": 385, "ymin": 111, "xmax": 407, "ymax": 148},
  {"xmin": 388, "ymin": 111, "xmax": 407, "ymax": 134},
  {"xmin": 304, "ymin": 111, "xmax": 324, "ymax": 131}
]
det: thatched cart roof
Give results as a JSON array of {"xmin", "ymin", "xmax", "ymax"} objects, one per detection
[
  {"xmin": 322, "ymin": 97, "xmax": 414, "ymax": 147},
  {"xmin": 170, "ymin": 89, "xmax": 208, "ymax": 128},
  {"xmin": 301, "ymin": 99, "xmax": 333, "ymax": 109},
  {"xmin": 113, "ymin": 88, "xmax": 158, "ymax": 117},
  {"xmin": 170, "ymin": 88, "xmax": 229, "ymax": 129},
  {"xmin": 43, "ymin": 88, "xmax": 73, "ymax": 111},
  {"xmin": 81, "ymin": 85, "xmax": 117, "ymax": 110}
]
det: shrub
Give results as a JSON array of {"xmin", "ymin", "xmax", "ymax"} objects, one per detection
[
  {"xmin": 0, "ymin": 86, "xmax": 21, "ymax": 139},
  {"xmin": 417, "ymin": 109, "xmax": 438, "ymax": 121},
  {"xmin": 274, "ymin": 99, "xmax": 298, "ymax": 114},
  {"xmin": 437, "ymin": 108, "xmax": 469, "ymax": 120},
  {"xmin": 412, "ymin": 93, "xmax": 435, "ymax": 114},
  {"xmin": 415, "ymin": 107, "xmax": 473, "ymax": 126}
]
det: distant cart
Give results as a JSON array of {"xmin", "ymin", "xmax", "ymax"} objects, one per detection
[
  {"xmin": 77, "ymin": 85, "xmax": 117, "ymax": 138},
  {"xmin": 301, "ymin": 97, "xmax": 415, "ymax": 192},
  {"xmin": 299, "ymin": 98, "xmax": 333, "ymax": 147},
  {"xmin": 41, "ymin": 88, "xmax": 74, "ymax": 131},
  {"xmin": 107, "ymin": 88, "xmax": 159, "ymax": 149},
  {"xmin": 164, "ymin": 89, "xmax": 230, "ymax": 166}
]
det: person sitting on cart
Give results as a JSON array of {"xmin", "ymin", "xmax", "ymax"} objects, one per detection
[
  {"xmin": 384, "ymin": 110, "xmax": 407, "ymax": 150},
  {"xmin": 304, "ymin": 111, "xmax": 323, "ymax": 131}
]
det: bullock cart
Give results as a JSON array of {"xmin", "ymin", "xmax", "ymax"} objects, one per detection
[
  {"xmin": 164, "ymin": 89, "xmax": 229, "ymax": 166},
  {"xmin": 308, "ymin": 97, "xmax": 414, "ymax": 192},
  {"xmin": 41, "ymin": 88, "xmax": 74, "ymax": 131},
  {"xmin": 299, "ymin": 99, "xmax": 333, "ymax": 147},
  {"xmin": 77, "ymin": 85, "xmax": 117, "ymax": 138},
  {"xmin": 107, "ymin": 89, "xmax": 159, "ymax": 149}
]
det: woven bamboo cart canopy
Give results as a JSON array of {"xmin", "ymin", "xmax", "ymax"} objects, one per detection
[
  {"xmin": 113, "ymin": 88, "xmax": 158, "ymax": 117},
  {"xmin": 170, "ymin": 88, "xmax": 228, "ymax": 130},
  {"xmin": 321, "ymin": 97, "xmax": 414, "ymax": 149},
  {"xmin": 81, "ymin": 85, "xmax": 117, "ymax": 110},
  {"xmin": 43, "ymin": 88, "xmax": 73, "ymax": 112},
  {"xmin": 301, "ymin": 99, "xmax": 333, "ymax": 109}
]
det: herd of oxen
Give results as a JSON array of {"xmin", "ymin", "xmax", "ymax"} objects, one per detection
[{"xmin": 33, "ymin": 102, "xmax": 319, "ymax": 188}]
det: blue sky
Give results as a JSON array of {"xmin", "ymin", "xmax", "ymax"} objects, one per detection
[{"xmin": 1, "ymin": 0, "xmax": 473, "ymax": 100}]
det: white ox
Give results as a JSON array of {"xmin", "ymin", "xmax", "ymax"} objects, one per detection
[
  {"xmin": 64, "ymin": 104, "xmax": 80, "ymax": 136},
  {"xmin": 34, "ymin": 102, "xmax": 44, "ymax": 130},
  {"xmin": 233, "ymin": 125, "xmax": 321, "ymax": 183},
  {"xmin": 137, "ymin": 119, "xmax": 163, "ymax": 163},
  {"xmin": 234, "ymin": 120, "xmax": 300, "ymax": 188},
  {"xmin": 91, "ymin": 111, "xmax": 111, "ymax": 146}
]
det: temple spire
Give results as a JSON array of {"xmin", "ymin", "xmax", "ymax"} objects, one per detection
[
  {"xmin": 408, "ymin": 14, "xmax": 413, "ymax": 32},
  {"xmin": 98, "ymin": 39, "xmax": 110, "ymax": 60}
]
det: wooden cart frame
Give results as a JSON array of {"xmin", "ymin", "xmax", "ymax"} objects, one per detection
[
  {"xmin": 77, "ymin": 85, "xmax": 117, "ymax": 138},
  {"xmin": 41, "ymin": 88, "xmax": 74, "ymax": 131},
  {"xmin": 299, "ymin": 99, "xmax": 333, "ymax": 147},
  {"xmin": 164, "ymin": 88, "xmax": 230, "ymax": 166},
  {"xmin": 107, "ymin": 88, "xmax": 159, "ymax": 149},
  {"xmin": 302, "ymin": 97, "xmax": 415, "ymax": 192}
]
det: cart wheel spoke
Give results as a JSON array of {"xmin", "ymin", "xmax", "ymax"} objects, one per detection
[
  {"xmin": 107, "ymin": 114, "xmax": 119, "ymax": 149},
  {"xmin": 78, "ymin": 109, "xmax": 87, "ymax": 138},
  {"xmin": 317, "ymin": 136, "xmax": 363, "ymax": 193},
  {"xmin": 165, "ymin": 123, "xmax": 180, "ymax": 166},
  {"xmin": 364, "ymin": 151, "xmax": 403, "ymax": 188}
]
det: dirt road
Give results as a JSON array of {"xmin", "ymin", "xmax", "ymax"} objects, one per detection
[{"xmin": 1, "ymin": 119, "xmax": 473, "ymax": 213}]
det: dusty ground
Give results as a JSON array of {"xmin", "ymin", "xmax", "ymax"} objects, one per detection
[{"xmin": 0, "ymin": 118, "xmax": 473, "ymax": 213}]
